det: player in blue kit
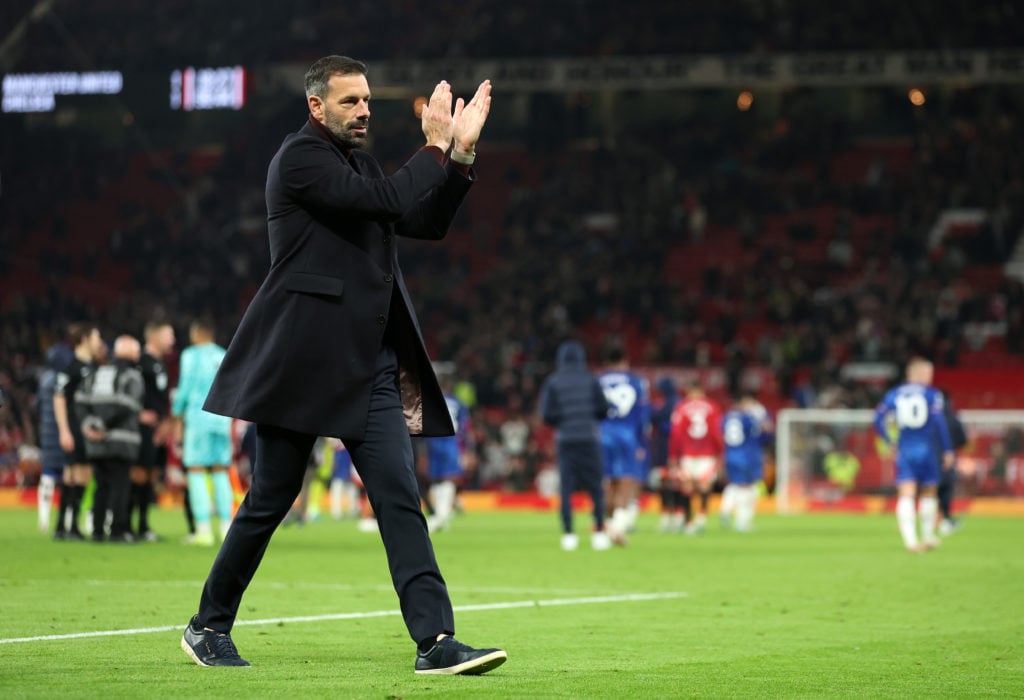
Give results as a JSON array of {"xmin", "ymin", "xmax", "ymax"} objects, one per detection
[
  {"xmin": 327, "ymin": 439, "xmax": 361, "ymax": 520},
  {"xmin": 721, "ymin": 394, "xmax": 770, "ymax": 532},
  {"xmin": 171, "ymin": 319, "xmax": 234, "ymax": 546},
  {"xmin": 874, "ymin": 357, "xmax": 954, "ymax": 553},
  {"xmin": 598, "ymin": 346, "xmax": 651, "ymax": 543},
  {"xmin": 424, "ymin": 376, "xmax": 472, "ymax": 533}
]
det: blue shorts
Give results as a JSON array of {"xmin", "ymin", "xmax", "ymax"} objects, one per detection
[
  {"xmin": 427, "ymin": 437, "xmax": 463, "ymax": 481},
  {"xmin": 725, "ymin": 456, "xmax": 763, "ymax": 485},
  {"xmin": 896, "ymin": 444, "xmax": 941, "ymax": 486},
  {"xmin": 183, "ymin": 429, "xmax": 232, "ymax": 467},
  {"xmin": 333, "ymin": 449, "xmax": 353, "ymax": 481},
  {"xmin": 601, "ymin": 430, "xmax": 644, "ymax": 481}
]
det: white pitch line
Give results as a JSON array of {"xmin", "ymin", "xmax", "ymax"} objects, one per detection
[
  {"xmin": 0, "ymin": 592, "xmax": 687, "ymax": 645},
  {"xmin": 1, "ymin": 579, "xmax": 622, "ymax": 597}
]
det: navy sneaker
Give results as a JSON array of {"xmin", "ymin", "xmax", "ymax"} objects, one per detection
[
  {"xmin": 414, "ymin": 636, "xmax": 507, "ymax": 675},
  {"xmin": 180, "ymin": 615, "xmax": 250, "ymax": 667}
]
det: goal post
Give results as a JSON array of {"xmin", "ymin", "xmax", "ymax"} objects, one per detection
[{"xmin": 774, "ymin": 408, "xmax": 1024, "ymax": 514}]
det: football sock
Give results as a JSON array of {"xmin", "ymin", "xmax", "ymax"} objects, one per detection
[
  {"xmin": 720, "ymin": 483, "xmax": 736, "ymax": 517},
  {"xmin": 896, "ymin": 495, "xmax": 918, "ymax": 548},
  {"xmin": 431, "ymin": 480, "xmax": 457, "ymax": 522},
  {"xmin": 937, "ymin": 480, "xmax": 953, "ymax": 519},
  {"xmin": 69, "ymin": 485, "xmax": 85, "ymax": 533},
  {"xmin": 658, "ymin": 488, "xmax": 669, "ymax": 513},
  {"xmin": 55, "ymin": 482, "xmax": 70, "ymax": 533},
  {"xmin": 306, "ymin": 479, "xmax": 324, "ymax": 519},
  {"xmin": 346, "ymin": 483, "xmax": 361, "ymax": 517},
  {"xmin": 38, "ymin": 474, "xmax": 56, "ymax": 530},
  {"xmin": 610, "ymin": 507, "xmax": 629, "ymax": 535},
  {"xmin": 919, "ymin": 496, "xmax": 939, "ymax": 542},
  {"xmin": 211, "ymin": 470, "xmax": 234, "ymax": 523},
  {"xmin": 330, "ymin": 479, "xmax": 344, "ymax": 519},
  {"xmin": 130, "ymin": 483, "xmax": 145, "ymax": 532},
  {"xmin": 80, "ymin": 479, "xmax": 95, "ymax": 517},
  {"xmin": 670, "ymin": 511, "xmax": 684, "ymax": 530},
  {"xmin": 138, "ymin": 481, "xmax": 153, "ymax": 533},
  {"xmin": 736, "ymin": 486, "xmax": 757, "ymax": 530},
  {"xmin": 187, "ymin": 471, "xmax": 213, "ymax": 525},
  {"xmin": 681, "ymin": 494, "xmax": 692, "ymax": 522},
  {"xmin": 626, "ymin": 499, "xmax": 640, "ymax": 530},
  {"xmin": 183, "ymin": 486, "xmax": 197, "ymax": 534}
]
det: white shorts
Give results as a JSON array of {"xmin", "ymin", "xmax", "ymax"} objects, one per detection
[{"xmin": 681, "ymin": 456, "xmax": 717, "ymax": 484}]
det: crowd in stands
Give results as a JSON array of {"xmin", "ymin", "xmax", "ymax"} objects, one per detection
[
  {"xmin": 3, "ymin": 3, "xmax": 1024, "ymax": 491},
  {"xmin": 5, "ymin": 0, "xmax": 1023, "ymax": 71}
]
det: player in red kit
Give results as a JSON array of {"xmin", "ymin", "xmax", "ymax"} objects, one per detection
[{"xmin": 668, "ymin": 383, "xmax": 724, "ymax": 534}]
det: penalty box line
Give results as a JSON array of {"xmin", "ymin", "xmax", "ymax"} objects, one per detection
[{"xmin": 0, "ymin": 591, "xmax": 688, "ymax": 645}]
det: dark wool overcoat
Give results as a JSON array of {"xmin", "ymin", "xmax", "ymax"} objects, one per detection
[{"xmin": 204, "ymin": 120, "xmax": 471, "ymax": 439}]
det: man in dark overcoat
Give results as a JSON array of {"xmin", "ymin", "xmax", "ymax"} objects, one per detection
[{"xmin": 181, "ymin": 55, "xmax": 505, "ymax": 676}]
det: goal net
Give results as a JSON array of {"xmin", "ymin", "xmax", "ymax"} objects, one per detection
[{"xmin": 774, "ymin": 408, "xmax": 1024, "ymax": 513}]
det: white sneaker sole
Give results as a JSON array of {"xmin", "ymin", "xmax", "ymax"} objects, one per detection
[
  {"xmin": 415, "ymin": 650, "xmax": 507, "ymax": 675},
  {"xmin": 181, "ymin": 636, "xmax": 211, "ymax": 666}
]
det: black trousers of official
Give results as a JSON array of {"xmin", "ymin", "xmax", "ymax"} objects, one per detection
[
  {"xmin": 938, "ymin": 465, "xmax": 957, "ymax": 520},
  {"xmin": 197, "ymin": 345, "xmax": 455, "ymax": 644},
  {"xmin": 557, "ymin": 439, "xmax": 606, "ymax": 534},
  {"xmin": 92, "ymin": 457, "xmax": 132, "ymax": 539}
]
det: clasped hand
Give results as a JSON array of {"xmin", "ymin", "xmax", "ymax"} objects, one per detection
[{"xmin": 421, "ymin": 80, "xmax": 492, "ymax": 155}]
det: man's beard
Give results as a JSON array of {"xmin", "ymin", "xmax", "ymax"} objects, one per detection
[{"xmin": 325, "ymin": 110, "xmax": 367, "ymax": 150}]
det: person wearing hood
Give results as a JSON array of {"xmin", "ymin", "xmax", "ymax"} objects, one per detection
[
  {"xmin": 37, "ymin": 343, "xmax": 74, "ymax": 532},
  {"xmin": 538, "ymin": 340, "xmax": 612, "ymax": 551}
]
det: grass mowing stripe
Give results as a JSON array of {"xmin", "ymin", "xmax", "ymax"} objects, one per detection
[{"xmin": 0, "ymin": 591, "xmax": 686, "ymax": 645}]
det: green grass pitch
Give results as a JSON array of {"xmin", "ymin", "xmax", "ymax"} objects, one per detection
[{"xmin": 1, "ymin": 507, "xmax": 1022, "ymax": 698}]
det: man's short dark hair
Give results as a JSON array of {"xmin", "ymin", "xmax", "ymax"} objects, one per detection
[
  {"xmin": 68, "ymin": 322, "xmax": 97, "ymax": 347},
  {"xmin": 304, "ymin": 56, "xmax": 367, "ymax": 99},
  {"xmin": 144, "ymin": 320, "xmax": 171, "ymax": 340},
  {"xmin": 190, "ymin": 318, "xmax": 215, "ymax": 339},
  {"xmin": 604, "ymin": 344, "xmax": 625, "ymax": 364}
]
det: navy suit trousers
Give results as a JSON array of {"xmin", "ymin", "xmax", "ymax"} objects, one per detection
[{"xmin": 197, "ymin": 344, "xmax": 455, "ymax": 644}]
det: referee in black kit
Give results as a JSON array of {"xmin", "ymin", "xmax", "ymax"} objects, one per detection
[{"xmin": 132, "ymin": 321, "xmax": 176, "ymax": 541}]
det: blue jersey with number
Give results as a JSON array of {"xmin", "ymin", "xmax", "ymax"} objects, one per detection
[
  {"xmin": 874, "ymin": 383, "xmax": 952, "ymax": 484},
  {"xmin": 598, "ymin": 370, "xmax": 650, "ymax": 479},
  {"xmin": 722, "ymin": 409, "xmax": 764, "ymax": 483}
]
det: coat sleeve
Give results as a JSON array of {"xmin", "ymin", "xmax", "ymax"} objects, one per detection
[
  {"xmin": 279, "ymin": 138, "xmax": 446, "ymax": 222},
  {"xmin": 539, "ymin": 379, "xmax": 559, "ymax": 426},
  {"xmin": 394, "ymin": 160, "xmax": 474, "ymax": 241}
]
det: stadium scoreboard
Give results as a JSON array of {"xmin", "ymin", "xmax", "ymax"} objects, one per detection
[{"xmin": 2, "ymin": 66, "xmax": 246, "ymax": 114}]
